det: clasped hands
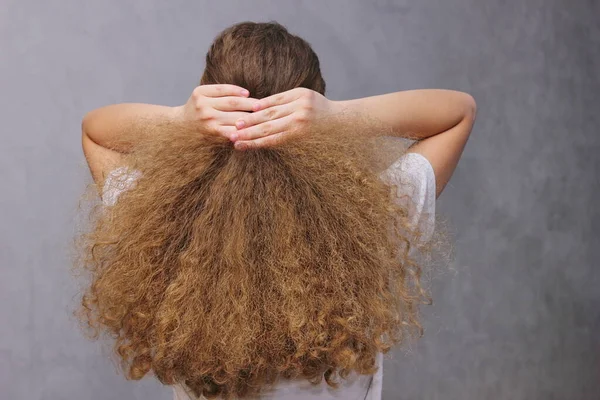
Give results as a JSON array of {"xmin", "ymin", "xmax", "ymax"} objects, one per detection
[{"xmin": 173, "ymin": 84, "xmax": 340, "ymax": 151}]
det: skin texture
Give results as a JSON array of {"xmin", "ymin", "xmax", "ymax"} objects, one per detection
[{"xmin": 77, "ymin": 21, "xmax": 474, "ymax": 399}]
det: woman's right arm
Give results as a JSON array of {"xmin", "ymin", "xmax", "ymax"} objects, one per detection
[
  {"xmin": 81, "ymin": 84, "xmax": 257, "ymax": 189},
  {"xmin": 338, "ymin": 89, "xmax": 477, "ymax": 198}
]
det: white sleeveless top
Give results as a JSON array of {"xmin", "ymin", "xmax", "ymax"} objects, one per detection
[{"xmin": 102, "ymin": 152, "xmax": 436, "ymax": 400}]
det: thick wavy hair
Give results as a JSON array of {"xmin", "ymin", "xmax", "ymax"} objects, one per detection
[{"xmin": 73, "ymin": 21, "xmax": 443, "ymax": 399}]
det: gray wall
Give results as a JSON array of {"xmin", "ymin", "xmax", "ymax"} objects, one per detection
[{"xmin": 1, "ymin": 0, "xmax": 598, "ymax": 399}]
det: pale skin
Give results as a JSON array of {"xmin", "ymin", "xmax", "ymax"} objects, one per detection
[{"xmin": 82, "ymin": 85, "xmax": 476, "ymax": 199}]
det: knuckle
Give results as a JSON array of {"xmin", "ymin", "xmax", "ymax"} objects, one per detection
[
  {"xmin": 303, "ymin": 89, "xmax": 314, "ymax": 100},
  {"xmin": 264, "ymin": 107, "xmax": 277, "ymax": 119},
  {"xmin": 198, "ymin": 107, "xmax": 212, "ymax": 120},
  {"xmin": 261, "ymin": 122, "xmax": 271, "ymax": 134},
  {"xmin": 302, "ymin": 98, "xmax": 314, "ymax": 110},
  {"xmin": 296, "ymin": 110, "xmax": 310, "ymax": 122},
  {"xmin": 227, "ymin": 98, "xmax": 239, "ymax": 108}
]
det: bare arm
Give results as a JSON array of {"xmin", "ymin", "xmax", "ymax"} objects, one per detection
[
  {"xmin": 81, "ymin": 84, "xmax": 259, "ymax": 189},
  {"xmin": 229, "ymin": 88, "xmax": 476, "ymax": 198},
  {"xmin": 337, "ymin": 89, "xmax": 477, "ymax": 198},
  {"xmin": 81, "ymin": 103, "xmax": 179, "ymax": 187}
]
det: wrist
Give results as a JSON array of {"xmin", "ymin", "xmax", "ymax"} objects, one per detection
[
  {"xmin": 330, "ymin": 99, "xmax": 350, "ymax": 115},
  {"xmin": 170, "ymin": 105, "xmax": 185, "ymax": 124},
  {"xmin": 330, "ymin": 99, "xmax": 365, "ymax": 129}
]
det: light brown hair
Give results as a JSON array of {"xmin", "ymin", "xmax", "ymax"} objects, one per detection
[{"xmin": 73, "ymin": 21, "xmax": 443, "ymax": 399}]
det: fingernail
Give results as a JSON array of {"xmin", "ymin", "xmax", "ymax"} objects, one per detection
[
  {"xmin": 241, "ymin": 89, "xmax": 249, "ymax": 96},
  {"xmin": 236, "ymin": 120, "xmax": 245, "ymax": 129},
  {"xmin": 230, "ymin": 134, "xmax": 238, "ymax": 141},
  {"xmin": 252, "ymin": 103, "xmax": 261, "ymax": 111}
]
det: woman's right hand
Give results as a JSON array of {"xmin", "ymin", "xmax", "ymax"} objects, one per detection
[
  {"xmin": 173, "ymin": 84, "xmax": 259, "ymax": 138},
  {"xmin": 230, "ymin": 87, "xmax": 341, "ymax": 150}
]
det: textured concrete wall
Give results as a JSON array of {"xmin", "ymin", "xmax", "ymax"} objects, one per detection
[{"xmin": 1, "ymin": 0, "xmax": 598, "ymax": 399}]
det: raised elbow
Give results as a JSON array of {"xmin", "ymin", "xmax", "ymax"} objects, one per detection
[
  {"xmin": 81, "ymin": 110, "xmax": 93, "ymax": 135},
  {"xmin": 464, "ymin": 93, "xmax": 477, "ymax": 121}
]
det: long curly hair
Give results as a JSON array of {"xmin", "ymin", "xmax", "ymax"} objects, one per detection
[{"xmin": 73, "ymin": 21, "xmax": 445, "ymax": 399}]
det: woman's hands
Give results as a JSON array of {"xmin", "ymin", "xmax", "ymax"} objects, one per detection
[
  {"xmin": 173, "ymin": 84, "xmax": 259, "ymax": 138},
  {"xmin": 81, "ymin": 85, "xmax": 335, "ymax": 187},
  {"xmin": 229, "ymin": 87, "xmax": 341, "ymax": 151},
  {"xmin": 172, "ymin": 85, "xmax": 340, "ymax": 150}
]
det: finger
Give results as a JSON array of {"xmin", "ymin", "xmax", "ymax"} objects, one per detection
[
  {"xmin": 252, "ymin": 88, "xmax": 303, "ymax": 112},
  {"xmin": 235, "ymin": 103, "xmax": 294, "ymax": 129},
  {"xmin": 218, "ymin": 125, "xmax": 239, "ymax": 138},
  {"xmin": 234, "ymin": 132, "xmax": 290, "ymax": 151},
  {"xmin": 215, "ymin": 110, "xmax": 255, "ymax": 126},
  {"xmin": 195, "ymin": 84, "xmax": 250, "ymax": 98},
  {"xmin": 231, "ymin": 114, "xmax": 296, "ymax": 141},
  {"xmin": 211, "ymin": 96, "xmax": 260, "ymax": 112}
]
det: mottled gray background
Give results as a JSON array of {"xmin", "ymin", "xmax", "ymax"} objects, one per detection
[{"xmin": 1, "ymin": 0, "xmax": 598, "ymax": 399}]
